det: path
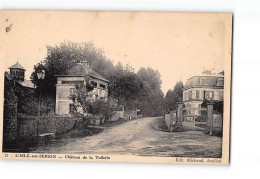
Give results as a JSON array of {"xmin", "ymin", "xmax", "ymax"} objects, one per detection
[{"xmin": 33, "ymin": 117, "xmax": 222, "ymax": 158}]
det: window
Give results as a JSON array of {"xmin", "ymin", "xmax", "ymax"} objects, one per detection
[
  {"xmin": 189, "ymin": 91, "xmax": 192, "ymax": 100},
  {"xmin": 62, "ymin": 81, "xmax": 84, "ymax": 85},
  {"xmin": 196, "ymin": 90, "xmax": 200, "ymax": 99},
  {"xmin": 100, "ymin": 84, "xmax": 106, "ymax": 89},
  {"xmin": 219, "ymin": 91, "xmax": 224, "ymax": 101},
  {"xmin": 69, "ymin": 104, "xmax": 76, "ymax": 114},
  {"xmin": 198, "ymin": 104, "xmax": 201, "ymax": 115},
  {"xmin": 217, "ymin": 78, "xmax": 224, "ymax": 86},
  {"xmin": 205, "ymin": 91, "xmax": 214, "ymax": 100},
  {"xmin": 200, "ymin": 78, "xmax": 206, "ymax": 85},
  {"xmin": 70, "ymin": 88, "xmax": 75, "ymax": 95}
]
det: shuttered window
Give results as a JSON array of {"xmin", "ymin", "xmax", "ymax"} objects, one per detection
[
  {"xmin": 219, "ymin": 91, "xmax": 224, "ymax": 100},
  {"xmin": 205, "ymin": 91, "xmax": 214, "ymax": 100},
  {"xmin": 196, "ymin": 90, "xmax": 200, "ymax": 99},
  {"xmin": 69, "ymin": 104, "xmax": 75, "ymax": 114},
  {"xmin": 189, "ymin": 91, "xmax": 192, "ymax": 100}
]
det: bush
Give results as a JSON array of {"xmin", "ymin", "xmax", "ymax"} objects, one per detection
[
  {"xmin": 88, "ymin": 99, "xmax": 116, "ymax": 122},
  {"xmin": 195, "ymin": 110, "xmax": 208, "ymax": 122}
]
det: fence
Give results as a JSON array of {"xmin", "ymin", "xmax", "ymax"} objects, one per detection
[{"xmin": 212, "ymin": 114, "xmax": 223, "ymax": 130}]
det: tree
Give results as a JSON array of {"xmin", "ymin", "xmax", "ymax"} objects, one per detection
[
  {"xmin": 135, "ymin": 67, "xmax": 165, "ymax": 116},
  {"xmin": 137, "ymin": 67, "xmax": 162, "ymax": 92},
  {"xmin": 109, "ymin": 64, "xmax": 143, "ymax": 110},
  {"xmin": 69, "ymin": 79, "xmax": 116, "ymax": 122},
  {"xmin": 164, "ymin": 81, "xmax": 184, "ymax": 112},
  {"xmin": 165, "ymin": 89, "xmax": 175, "ymax": 111},
  {"xmin": 31, "ymin": 41, "xmax": 165, "ymax": 117},
  {"xmin": 173, "ymin": 81, "xmax": 184, "ymax": 101},
  {"xmin": 31, "ymin": 41, "xmax": 112, "ymax": 98}
]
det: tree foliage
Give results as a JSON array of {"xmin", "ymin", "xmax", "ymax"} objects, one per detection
[
  {"xmin": 69, "ymin": 82, "xmax": 116, "ymax": 121},
  {"xmin": 32, "ymin": 41, "xmax": 165, "ymax": 117},
  {"xmin": 31, "ymin": 41, "xmax": 112, "ymax": 98},
  {"xmin": 164, "ymin": 81, "xmax": 184, "ymax": 112}
]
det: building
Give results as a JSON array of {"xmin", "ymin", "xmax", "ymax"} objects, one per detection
[
  {"xmin": 55, "ymin": 60, "xmax": 110, "ymax": 115},
  {"xmin": 182, "ymin": 70, "xmax": 224, "ymax": 121},
  {"xmin": 4, "ymin": 62, "xmax": 36, "ymax": 114},
  {"xmin": 7, "ymin": 62, "xmax": 35, "ymax": 88}
]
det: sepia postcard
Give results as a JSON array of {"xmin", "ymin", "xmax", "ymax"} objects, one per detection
[{"xmin": 0, "ymin": 10, "xmax": 232, "ymax": 165}]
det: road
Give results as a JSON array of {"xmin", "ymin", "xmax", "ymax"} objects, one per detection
[{"xmin": 33, "ymin": 117, "xmax": 222, "ymax": 158}]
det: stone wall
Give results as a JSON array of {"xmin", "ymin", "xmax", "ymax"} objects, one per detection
[
  {"xmin": 110, "ymin": 111, "xmax": 125, "ymax": 122},
  {"xmin": 17, "ymin": 115, "xmax": 80, "ymax": 148},
  {"xmin": 165, "ymin": 111, "xmax": 176, "ymax": 130},
  {"xmin": 110, "ymin": 110, "xmax": 138, "ymax": 122}
]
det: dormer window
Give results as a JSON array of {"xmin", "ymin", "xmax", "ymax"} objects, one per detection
[
  {"xmin": 100, "ymin": 84, "xmax": 106, "ymax": 89},
  {"xmin": 200, "ymin": 78, "xmax": 207, "ymax": 85},
  {"xmin": 217, "ymin": 78, "xmax": 224, "ymax": 86}
]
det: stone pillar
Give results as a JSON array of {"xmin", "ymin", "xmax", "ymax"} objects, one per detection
[
  {"xmin": 177, "ymin": 103, "xmax": 183, "ymax": 125},
  {"xmin": 170, "ymin": 111, "xmax": 174, "ymax": 125},
  {"xmin": 204, "ymin": 102, "xmax": 214, "ymax": 135},
  {"xmin": 172, "ymin": 102, "xmax": 185, "ymax": 132}
]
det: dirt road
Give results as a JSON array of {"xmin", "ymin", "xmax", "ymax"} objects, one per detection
[{"xmin": 33, "ymin": 117, "xmax": 222, "ymax": 158}]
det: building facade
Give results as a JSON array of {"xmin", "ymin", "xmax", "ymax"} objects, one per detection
[
  {"xmin": 55, "ymin": 61, "xmax": 109, "ymax": 115},
  {"xmin": 183, "ymin": 70, "xmax": 224, "ymax": 121}
]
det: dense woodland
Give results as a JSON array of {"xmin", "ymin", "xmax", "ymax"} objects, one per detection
[{"xmin": 31, "ymin": 41, "xmax": 183, "ymax": 117}]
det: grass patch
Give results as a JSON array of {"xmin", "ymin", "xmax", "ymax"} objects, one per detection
[{"xmin": 151, "ymin": 118, "xmax": 169, "ymax": 132}]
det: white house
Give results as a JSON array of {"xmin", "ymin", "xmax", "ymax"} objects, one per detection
[{"xmin": 55, "ymin": 60, "xmax": 109, "ymax": 115}]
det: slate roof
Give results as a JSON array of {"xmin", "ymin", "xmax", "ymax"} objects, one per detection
[
  {"xmin": 16, "ymin": 80, "xmax": 35, "ymax": 88},
  {"xmin": 57, "ymin": 62, "xmax": 110, "ymax": 82},
  {"xmin": 184, "ymin": 74, "xmax": 224, "ymax": 89},
  {"xmin": 5, "ymin": 74, "xmax": 35, "ymax": 89},
  {"xmin": 9, "ymin": 62, "xmax": 26, "ymax": 71}
]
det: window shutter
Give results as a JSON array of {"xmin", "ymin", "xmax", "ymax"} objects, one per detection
[{"xmin": 196, "ymin": 90, "xmax": 200, "ymax": 99}]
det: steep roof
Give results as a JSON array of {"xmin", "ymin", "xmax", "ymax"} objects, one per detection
[
  {"xmin": 5, "ymin": 73, "xmax": 35, "ymax": 89},
  {"xmin": 16, "ymin": 80, "xmax": 35, "ymax": 88},
  {"xmin": 184, "ymin": 74, "xmax": 224, "ymax": 89},
  {"xmin": 9, "ymin": 62, "xmax": 26, "ymax": 71},
  {"xmin": 57, "ymin": 62, "xmax": 110, "ymax": 82}
]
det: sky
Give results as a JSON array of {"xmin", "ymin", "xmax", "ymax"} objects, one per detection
[{"xmin": 2, "ymin": 11, "xmax": 226, "ymax": 94}]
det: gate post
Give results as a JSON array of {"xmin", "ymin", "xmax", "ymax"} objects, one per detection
[
  {"xmin": 204, "ymin": 102, "xmax": 214, "ymax": 135},
  {"xmin": 172, "ymin": 102, "xmax": 185, "ymax": 132}
]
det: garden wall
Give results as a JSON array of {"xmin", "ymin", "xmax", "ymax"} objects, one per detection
[
  {"xmin": 213, "ymin": 114, "xmax": 223, "ymax": 130},
  {"xmin": 16, "ymin": 114, "xmax": 80, "ymax": 149},
  {"xmin": 164, "ymin": 111, "xmax": 176, "ymax": 130},
  {"xmin": 110, "ymin": 110, "xmax": 138, "ymax": 122},
  {"xmin": 110, "ymin": 111, "xmax": 125, "ymax": 122}
]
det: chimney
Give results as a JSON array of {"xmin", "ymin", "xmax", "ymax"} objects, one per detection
[
  {"xmin": 81, "ymin": 60, "xmax": 90, "ymax": 67},
  {"xmin": 202, "ymin": 69, "xmax": 211, "ymax": 75}
]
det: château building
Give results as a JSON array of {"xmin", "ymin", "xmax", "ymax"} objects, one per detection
[{"xmin": 183, "ymin": 70, "xmax": 224, "ymax": 121}]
